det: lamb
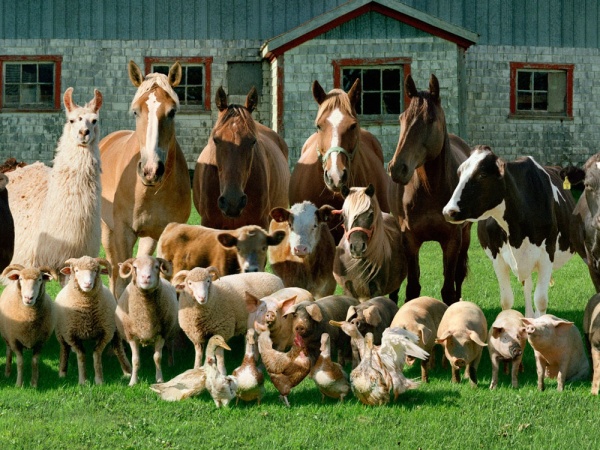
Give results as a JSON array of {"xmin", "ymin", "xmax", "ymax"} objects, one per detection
[
  {"xmin": 54, "ymin": 256, "xmax": 132, "ymax": 385},
  {"xmin": 7, "ymin": 88, "xmax": 103, "ymax": 279},
  {"xmin": 115, "ymin": 255, "xmax": 179, "ymax": 386},
  {"xmin": 172, "ymin": 266, "xmax": 284, "ymax": 371},
  {"xmin": 0, "ymin": 264, "xmax": 56, "ymax": 387},
  {"xmin": 157, "ymin": 222, "xmax": 285, "ymax": 280}
]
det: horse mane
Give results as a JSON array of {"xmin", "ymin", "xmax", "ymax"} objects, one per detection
[
  {"xmin": 315, "ymin": 89, "xmax": 356, "ymax": 125},
  {"xmin": 214, "ymin": 104, "xmax": 257, "ymax": 138},
  {"xmin": 130, "ymin": 73, "xmax": 180, "ymax": 111},
  {"xmin": 342, "ymin": 188, "xmax": 392, "ymax": 282}
]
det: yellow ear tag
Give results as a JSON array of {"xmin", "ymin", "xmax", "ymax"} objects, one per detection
[{"xmin": 563, "ymin": 176, "xmax": 571, "ymax": 190}]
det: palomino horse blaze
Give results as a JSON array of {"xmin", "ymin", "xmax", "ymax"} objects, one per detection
[
  {"xmin": 387, "ymin": 74, "xmax": 471, "ymax": 305},
  {"xmin": 193, "ymin": 86, "xmax": 289, "ymax": 230},
  {"xmin": 100, "ymin": 61, "xmax": 191, "ymax": 298},
  {"xmin": 289, "ymin": 79, "xmax": 391, "ymax": 243}
]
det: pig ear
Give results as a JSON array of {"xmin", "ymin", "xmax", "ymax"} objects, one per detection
[
  {"xmin": 521, "ymin": 318, "xmax": 534, "ymax": 327},
  {"xmin": 305, "ymin": 304, "xmax": 323, "ymax": 322},
  {"xmin": 436, "ymin": 330, "xmax": 452, "ymax": 344},
  {"xmin": 345, "ymin": 305, "xmax": 357, "ymax": 321},
  {"xmin": 468, "ymin": 329, "xmax": 488, "ymax": 347},
  {"xmin": 417, "ymin": 324, "xmax": 431, "ymax": 344},
  {"xmin": 363, "ymin": 306, "xmax": 381, "ymax": 327},
  {"xmin": 245, "ymin": 291, "xmax": 261, "ymax": 313},
  {"xmin": 280, "ymin": 296, "xmax": 298, "ymax": 316},
  {"xmin": 551, "ymin": 318, "xmax": 574, "ymax": 330},
  {"xmin": 491, "ymin": 326, "xmax": 504, "ymax": 339}
]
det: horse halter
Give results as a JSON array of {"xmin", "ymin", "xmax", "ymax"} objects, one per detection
[
  {"xmin": 332, "ymin": 209, "xmax": 374, "ymax": 242},
  {"xmin": 317, "ymin": 146, "xmax": 355, "ymax": 170}
]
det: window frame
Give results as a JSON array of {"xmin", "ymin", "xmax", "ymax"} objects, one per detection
[
  {"xmin": 509, "ymin": 62, "xmax": 574, "ymax": 119},
  {"xmin": 0, "ymin": 55, "xmax": 62, "ymax": 112},
  {"xmin": 332, "ymin": 57, "xmax": 412, "ymax": 123},
  {"xmin": 144, "ymin": 56, "xmax": 213, "ymax": 113}
]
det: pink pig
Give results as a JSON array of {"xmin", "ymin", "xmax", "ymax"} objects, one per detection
[{"xmin": 488, "ymin": 309, "xmax": 527, "ymax": 389}]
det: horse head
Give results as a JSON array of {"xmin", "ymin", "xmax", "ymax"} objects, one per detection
[
  {"xmin": 388, "ymin": 73, "xmax": 447, "ymax": 185},
  {"xmin": 129, "ymin": 60, "xmax": 181, "ymax": 187},
  {"xmin": 313, "ymin": 79, "xmax": 361, "ymax": 193},
  {"xmin": 341, "ymin": 183, "xmax": 378, "ymax": 259},
  {"xmin": 212, "ymin": 86, "xmax": 258, "ymax": 218}
]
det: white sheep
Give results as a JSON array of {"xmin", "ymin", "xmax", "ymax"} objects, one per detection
[
  {"xmin": 54, "ymin": 256, "xmax": 132, "ymax": 385},
  {"xmin": 0, "ymin": 264, "xmax": 56, "ymax": 387},
  {"xmin": 172, "ymin": 267, "xmax": 284, "ymax": 372},
  {"xmin": 115, "ymin": 255, "xmax": 179, "ymax": 386},
  {"xmin": 7, "ymin": 88, "xmax": 103, "ymax": 279}
]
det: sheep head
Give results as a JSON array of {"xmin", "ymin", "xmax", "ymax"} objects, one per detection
[
  {"xmin": 61, "ymin": 256, "xmax": 110, "ymax": 294},
  {"xmin": 2, "ymin": 264, "xmax": 54, "ymax": 306},
  {"xmin": 172, "ymin": 266, "xmax": 220, "ymax": 305},
  {"xmin": 119, "ymin": 255, "xmax": 172, "ymax": 293}
]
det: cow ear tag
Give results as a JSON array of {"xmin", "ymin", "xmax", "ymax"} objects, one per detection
[{"xmin": 563, "ymin": 176, "xmax": 571, "ymax": 190}]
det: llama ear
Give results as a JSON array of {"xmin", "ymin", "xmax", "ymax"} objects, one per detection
[
  {"xmin": 245, "ymin": 86, "xmax": 258, "ymax": 113},
  {"xmin": 216, "ymin": 87, "xmax": 228, "ymax": 111},
  {"xmin": 63, "ymin": 87, "xmax": 76, "ymax": 113},
  {"xmin": 312, "ymin": 80, "xmax": 327, "ymax": 105},
  {"xmin": 89, "ymin": 89, "xmax": 103, "ymax": 113},
  {"xmin": 168, "ymin": 61, "xmax": 182, "ymax": 87},
  {"xmin": 405, "ymin": 75, "xmax": 418, "ymax": 99},
  {"xmin": 128, "ymin": 60, "xmax": 145, "ymax": 87}
]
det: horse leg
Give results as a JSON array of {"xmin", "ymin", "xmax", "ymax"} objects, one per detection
[
  {"xmin": 454, "ymin": 225, "xmax": 471, "ymax": 300},
  {"xmin": 103, "ymin": 221, "xmax": 137, "ymax": 299},
  {"xmin": 137, "ymin": 236, "xmax": 157, "ymax": 257},
  {"xmin": 440, "ymin": 236, "xmax": 462, "ymax": 306},
  {"xmin": 404, "ymin": 239, "xmax": 422, "ymax": 302}
]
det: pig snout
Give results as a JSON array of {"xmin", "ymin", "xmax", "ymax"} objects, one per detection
[
  {"xmin": 294, "ymin": 322, "xmax": 308, "ymax": 336},
  {"xmin": 525, "ymin": 325, "xmax": 536, "ymax": 335},
  {"xmin": 265, "ymin": 311, "xmax": 277, "ymax": 325},
  {"xmin": 509, "ymin": 344, "xmax": 522, "ymax": 358}
]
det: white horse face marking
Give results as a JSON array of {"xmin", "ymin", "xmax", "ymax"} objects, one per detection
[
  {"xmin": 142, "ymin": 92, "xmax": 165, "ymax": 167},
  {"xmin": 327, "ymin": 108, "xmax": 344, "ymax": 148}
]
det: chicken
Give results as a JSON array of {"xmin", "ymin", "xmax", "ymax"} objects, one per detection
[
  {"xmin": 329, "ymin": 319, "xmax": 365, "ymax": 367},
  {"xmin": 258, "ymin": 330, "xmax": 311, "ymax": 407},
  {"xmin": 232, "ymin": 329, "xmax": 265, "ymax": 405},
  {"xmin": 204, "ymin": 335, "xmax": 238, "ymax": 408},
  {"xmin": 310, "ymin": 332, "xmax": 350, "ymax": 402},
  {"xmin": 350, "ymin": 332, "xmax": 390, "ymax": 406},
  {"xmin": 149, "ymin": 368, "xmax": 207, "ymax": 402}
]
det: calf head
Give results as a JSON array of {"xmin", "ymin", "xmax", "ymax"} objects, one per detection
[
  {"xmin": 218, "ymin": 225, "xmax": 285, "ymax": 272},
  {"xmin": 443, "ymin": 145, "xmax": 506, "ymax": 224},
  {"xmin": 119, "ymin": 255, "xmax": 172, "ymax": 293},
  {"xmin": 172, "ymin": 266, "xmax": 220, "ymax": 305},
  {"xmin": 2, "ymin": 264, "xmax": 54, "ymax": 306},
  {"xmin": 270, "ymin": 202, "xmax": 334, "ymax": 257}
]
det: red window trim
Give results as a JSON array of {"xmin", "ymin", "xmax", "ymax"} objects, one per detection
[
  {"xmin": 0, "ymin": 55, "xmax": 62, "ymax": 112},
  {"xmin": 144, "ymin": 56, "xmax": 213, "ymax": 112},
  {"xmin": 332, "ymin": 57, "xmax": 412, "ymax": 110},
  {"xmin": 509, "ymin": 62, "xmax": 574, "ymax": 118}
]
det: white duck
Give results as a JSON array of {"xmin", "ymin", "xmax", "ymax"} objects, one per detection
[{"xmin": 204, "ymin": 335, "xmax": 238, "ymax": 408}]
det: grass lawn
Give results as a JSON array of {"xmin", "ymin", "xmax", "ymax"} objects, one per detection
[{"xmin": 0, "ymin": 210, "xmax": 599, "ymax": 449}]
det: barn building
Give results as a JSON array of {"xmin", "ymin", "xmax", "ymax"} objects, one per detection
[{"xmin": 0, "ymin": 0, "xmax": 598, "ymax": 170}]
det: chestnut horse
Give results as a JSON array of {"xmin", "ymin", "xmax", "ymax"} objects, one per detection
[
  {"xmin": 193, "ymin": 87, "xmax": 290, "ymax": 230},
  {"xmin": 289, "ymin": 79, "xmax": 391, "ymax": 243},
  {"xmin": 387, "ymin": 74, "xmax": 471, "ymax": 306},
  {"xmin": 333, "ymin": 184, "xmax": 406, "ymax": 302},
  {"xmin": 100, "ymin": 61, "xmax": 191, "ymax": 297}
]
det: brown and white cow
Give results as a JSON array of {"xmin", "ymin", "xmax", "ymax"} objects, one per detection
[
  {"xmin": 268, "ymin": 201, "xmax": 337, "ymax": 299},
  {"xmin": 442, "ymin": 145, "xmax": 584, "ymax": 317}
]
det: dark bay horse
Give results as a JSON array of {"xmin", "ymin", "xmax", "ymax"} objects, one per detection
[
  {"xmin": 100, "ymin": 61, "xmax": 191, "ymax": 298},
  {"xmin": 387, "ymin": 74, "xmax": 471, "ymax": 305},
  {"xmin": 289, "ymin": 79, "xmax": 391, "ymax": 243},
  {"xmin": 193, "ymin": 87, "xmax": 290, "ymax": 230}
]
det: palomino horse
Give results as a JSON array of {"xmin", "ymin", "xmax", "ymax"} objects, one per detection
[
  {"xmin": 193, "ymin": 86, "xmax": 290, "ymax": 230},
  {"xmin": 289, "ymin": 79, "xmax": 391, "ymax": 243},
  {"xmin": 387, "ymin": 74, "xmax": 471, "ymax": 306},
  {"xmin": 100, "ymin": 61, "xmax": 191, "ymax": 298},
  {"xmin": 333, "ymin": 184, "xmax": 406, "ymax": 302}
]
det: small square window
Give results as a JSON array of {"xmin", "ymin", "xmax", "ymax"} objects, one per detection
[{"xmin": 1, "ymin": 57, "xmax": 61, "ymax": 111}]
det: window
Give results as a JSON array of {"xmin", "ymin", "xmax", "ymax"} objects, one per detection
[
  {"xmin": 510, "ymin": 62, "xmax": 574, "ymax": 118},
  {"xmin": 0, "ymin": 56, "xmax": 62, "ymax": 111},
  {"xmin": 333, "ymin": 58, "xmax": 411, "ymax": 121},
  {"xmin": 145, "ymin": 57, "xmax": 213, "ymax": 112}
]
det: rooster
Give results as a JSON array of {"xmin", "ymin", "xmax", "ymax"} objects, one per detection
[{"xmin": 258, "ymin": 330, "xmax": 311, "ymax": 407}]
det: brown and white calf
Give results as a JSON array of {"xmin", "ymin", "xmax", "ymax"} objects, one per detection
[
  {"xmin": 268, "ymin": 201, "xmax": 337, "ymax": 298},
  {"xmin": 157, "ymin": 222, "xmax": 285, "ymax": 280},
  {"xmin": 443, "ymin": 145, "xmax": 583, "ymax": 317}
]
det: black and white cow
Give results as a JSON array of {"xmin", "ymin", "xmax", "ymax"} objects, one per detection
[
  {"xmin": 442, "ymin": 145, "xmax": 584, "ymax": 317},
  {"xmin": 562, "ymin": 152, "xmax": 600, "ymax": 292}
]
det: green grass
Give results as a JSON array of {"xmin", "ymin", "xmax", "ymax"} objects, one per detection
[{"xmin": 1, "ymin": 213, "xmax": 599, "ymax": 449}]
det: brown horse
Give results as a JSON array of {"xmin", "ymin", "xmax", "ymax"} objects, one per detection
[
  {"xmin": 100, "ymin": 61, "xmax": 191, "ymax": 298},
  {"xmin": 333, "ymin": 184, "xmax": 406, "ymax": 302},
  {"xmin": 387, "ymin": 74, "xmax": 471, "ymax": 306},
  {"xmin": 289, "ymin": 79, "xmax": 391, "ymax": 242},
  {"xmin": 193, "ymin": 87, "xmax": 290, "ymax": 230}
]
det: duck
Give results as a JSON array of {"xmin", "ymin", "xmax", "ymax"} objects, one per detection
[
  {"xmin": 258, "ymin": 330, "xmax": 311, "ymax": 407},
  {"xmin": 232, "ymin": 329, "xmax": 265, "ymax": 405},
  {"xmin": 350, "ymin": 332, "xmax": 391, "ymax": 406},
  {"xmin": 310, "ymin": 332, "xmax": 350, "ymax": 402},
  {"xmin": 149, "ymin": 367, "xmax": 207, "ymax": 401},
  {"xmin": 204, "ymin": 335, "xmax": 238, "ymax": 408},
  {"xmin": 329, "ymin": 319, "xmax": 365, "ymax": 367}
]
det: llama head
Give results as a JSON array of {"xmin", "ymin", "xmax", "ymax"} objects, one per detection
[{"xmin": 63, "ymin": 87, "xmax": 103, "ymax": 147}]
